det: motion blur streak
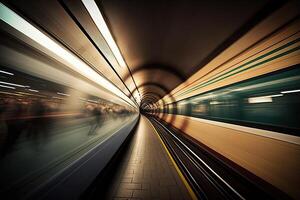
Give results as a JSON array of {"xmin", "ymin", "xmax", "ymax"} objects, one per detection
[
  {"xmin": 82, "ymin": 0, "xmax": 127, "ymax": 70},
  {"xmin": 0, "ymin": 68, "xmax": 138, "ymax": 199},
  {"xmin": 0, "ymin": 3, "xmax": 136, "ymax": 108}
]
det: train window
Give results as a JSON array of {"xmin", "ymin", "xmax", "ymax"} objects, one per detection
[{"xmin": 161, "ymin": 66, "xmax": 300, "ymax": 135}]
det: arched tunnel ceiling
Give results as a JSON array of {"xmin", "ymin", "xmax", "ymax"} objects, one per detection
[
  {"xmin": 100, "ymin": 0, "xmax": 275, "ymax": 107},
  {"xmin": 3, "ymin": 0, "xmax": 282, "ymax": 108}
]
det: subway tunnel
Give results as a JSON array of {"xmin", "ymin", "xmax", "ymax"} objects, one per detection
[{"xmin": 0, "ymin": 0, "xmax": 299, "ymax": 199}]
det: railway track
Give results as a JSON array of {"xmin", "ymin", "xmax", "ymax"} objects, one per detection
[{"xmin": 148, "ymin": 116, "xmax": 288, "ymax": 200}]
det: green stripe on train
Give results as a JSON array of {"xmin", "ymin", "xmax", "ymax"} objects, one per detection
[{"xmin": 177, "ymin": 38, "xmax": 300, "ymax": 97}]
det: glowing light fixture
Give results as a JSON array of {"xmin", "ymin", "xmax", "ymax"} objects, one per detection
[
  {"xmin": 132, "ymin": 90, "xmax": 141, "ymax": 104},
  {"xmin": 28, "ymin": 89, "xmax": 39, "ymax": 92},
  {"xmin": 0, "ymin": 91, "xmax": 22, "ymax": 96},
  {"xmin": 0, "ymin": 81, "xmax": 26, "ymax": 88},
  {"xmin": 248, "ymin": 94, "xmax": 283, "ymax": 104},
  {"xmin": 248, "ymin": 96, "xmax": 272, "ymax": 104},
  {"xmin": 0, "ymin": 70, "xmax": 14, "ymax": 75},
  {"xmin": 281, "ymin": 89, "xmax": 300, "ymax": 94},
  {"xmin": 210, "ymin": 101, "xmax": 221, "ymax": 105},
  {"xmin": 268, "ymin": 94, "xmax": 283, "ymax": 98},
  {"xmin": 0, "ymin": 84, "xmax": 15, "ymax": 89},
  {"xmin": 57, "ymin": 92, "xmax": 70, "ymax": 97},
  {"xmin": 52, "ymin": 96, "xmax": 64, "ymax": 100},
  {"xmin": 82, "ymin": 0, "xmax": 141, "ymax": 106},
  {"xmin": 0, "ymin": 3, "xmax": 136, "ymax": 108},
  {"xmin": 82, "ymin": 0, "xmax": 127, "ymax": 69}
]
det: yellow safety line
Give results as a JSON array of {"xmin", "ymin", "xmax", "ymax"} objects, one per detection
[{"xmin": 146, "ymin": 117, "xmax": 198, "ymax": 200}]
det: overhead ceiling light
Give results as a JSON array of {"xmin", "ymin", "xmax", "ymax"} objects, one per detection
[
  {"xmin": 0, "ymin": 3, "xmax": 136, "ymax": 108},
  {"xmin": 132, "ymin": 90, "xmax": 141, "ymax": 104},
  {"xmin": 268, "ymin": 94, "xmax": 283, "ymax": 98},
  {"xmin": 28, "ymin": 89, "xmax": 39, "ymax": 92},
  {"xmin": 52, "ymin": 96, "xmax": 64, "ymax": 100},
  {"xmin": 57, "ymin": 92, "xmax": 70, "ymax": 97},
  {"xmin": 281, "ymin": 89, "xmax": 300, "ymax": 94},
  {"xmin": 210, "ymin": 101, "xmax": 221, "ymax": 105},
  {"xmin": 248, "ymin": 96, "xmax": 272, "ymax": 104},
  {"xmin": 82, "ymin": 0, "xmax": 127, "ymax": 69},
  {"xmin": 0, "ymin": 81, "xmax": 26, "ymax": 88},
  {"xmin": 0, "ymin": 84, "xmax": 15, "ymax": 89},
  {"xmin": 17, "ymin": 91, "xmax": 45, "ymax": 97},
  {"xmin": 0, "ymin": 91, "xmax": 22, "ymax": 96},
  {"xmin": 0, "ymin": 69, "xmax": 14, "ymax": 75},
  {"xmin": 248, "ymin": 94, "xmax": 283, "ymax": 104}
]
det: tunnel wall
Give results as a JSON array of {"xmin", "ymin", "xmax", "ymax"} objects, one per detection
[
  {"xmin": 157, "ymin": 113, "xmax": 300, "ymax": 199},
  {"xmin": 159, "ymin": 7, "xmax": 300, "ymax": 105}
]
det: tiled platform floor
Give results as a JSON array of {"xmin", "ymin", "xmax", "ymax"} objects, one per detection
[{"xmin": 103, "ymin": 115, "xmax": 192, "ymax": 200}]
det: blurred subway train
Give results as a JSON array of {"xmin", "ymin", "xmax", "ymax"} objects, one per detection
[{"xmin": 157, "ymin": 66, "xmax": 300, "ymax": 133}]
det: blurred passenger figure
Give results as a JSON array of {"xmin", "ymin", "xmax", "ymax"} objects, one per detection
[
  {"xmin": 27, "ymin": 99, "xmax": 48, "ymax": 149},
  {"xmin": 0, "ymin": 99, "xmax": 7, "ymax": 155},
  {"xmin": 1, "ymin": 99, "xmax": 24, "ymax": 156},
  {"xmin": 88, "ymin": 106, "xmax": 103, "ymax": 135}
]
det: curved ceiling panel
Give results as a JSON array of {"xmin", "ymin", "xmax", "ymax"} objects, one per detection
[
  {"xmin": 100, "ymin": 0, "xmax": 278, "ymax": 107},
  {"xmin": 127, "ymin": 68, "xmax": 184, "ymax": 96}
]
